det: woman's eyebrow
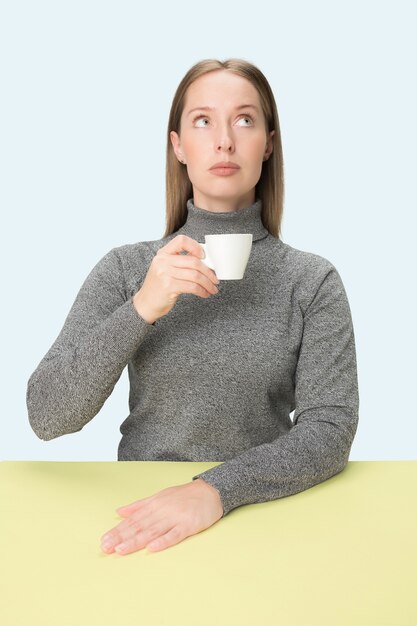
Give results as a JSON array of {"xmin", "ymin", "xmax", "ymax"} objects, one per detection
[{"xmin": 186, "ymin": 104, "xmax": 259, "ymax": 117}]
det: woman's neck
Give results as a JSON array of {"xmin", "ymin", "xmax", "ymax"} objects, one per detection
[
  {"xmin": 191, "ymin": 190, "xmax": 256, "ymax": 214},
  {"xmin": 174, "ymin": 196, "xmax": 270, "ymax": 242}
]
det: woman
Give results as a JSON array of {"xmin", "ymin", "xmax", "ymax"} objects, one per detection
[{"xmin": 26, "ymin": 58, "xmax": 359, "ymax": 555}]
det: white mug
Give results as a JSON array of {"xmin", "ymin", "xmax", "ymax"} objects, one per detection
[{"xmin": 200, "ymin": 233, "xmax": 253, "ymax": 280}]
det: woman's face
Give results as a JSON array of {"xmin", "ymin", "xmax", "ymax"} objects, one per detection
[{"xmin": 170, "ymin": 70, "xmax": 274, "ymax": 212}]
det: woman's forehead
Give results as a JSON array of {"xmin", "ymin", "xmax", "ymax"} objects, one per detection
[{"xmin": 183, "ymin": 72, "xmax": 261, "ymax": 113}]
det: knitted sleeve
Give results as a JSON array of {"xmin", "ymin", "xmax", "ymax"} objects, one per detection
[
  {"xmin": 192, "ymin": 262, "xmax": 360, "ymax": 517},
  {"xmin": 26, "ymin": 248, "xmax": 156, "ymax": 441}
]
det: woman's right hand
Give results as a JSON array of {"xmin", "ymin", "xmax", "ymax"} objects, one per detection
[{"xmin": 132, "ymin": 234, "xmax": 220, "ymax": 324}]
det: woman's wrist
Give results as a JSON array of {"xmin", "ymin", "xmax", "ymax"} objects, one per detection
[
  {"xmin": 132, "ymin": 291, "xmax": 157, "ymax": 325},
  {"xmin": 192, "ymin": 478, "xmax": 224, "ymax": 517}
]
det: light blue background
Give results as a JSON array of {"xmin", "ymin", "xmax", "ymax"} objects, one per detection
[{"xmin": 1, "ymin": 0, "xmax": 415, "ymax": 461}]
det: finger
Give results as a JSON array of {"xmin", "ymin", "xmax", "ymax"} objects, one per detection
[
  {"xmin": 116, "ymin": 501, "xmax": 145, "ymax": 516},
  {"xmin": 116, "ymin": 493, "xmax": 156, "ymax": 514},
  {"xmin": 114, "ymin": 521, "xmax": 173, "ymax": 555},
  {"xmin": 101, "ymin": 509, "xmax": 156, "ymax": 548},
  {"xmin": 170, "ymin": 268, "xmax": 219, "ymax": 296},
  {"xmin": 147, "ymin": 525, "xmax": 185, "ymax": 552},
  {"xmin": 158, "ymin": 234, "xmax": 204, "ymax": 259},
  {"xmin": 167, "ymin": 255, "xmax": 219, "ymax": 286},
  {"xmin": 116, "ymin": 504, "xmax": 140, "ymax": 516}
]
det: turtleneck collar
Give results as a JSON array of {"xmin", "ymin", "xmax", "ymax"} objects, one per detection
[{"xmin": 174, "ymin": 197, "xmax": 270, "ymax": 242}]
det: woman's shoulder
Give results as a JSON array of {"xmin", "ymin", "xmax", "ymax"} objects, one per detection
[
  {"xmin": 272, "ymin": 236, "xmax": 337, "ymax": 278},
  {"xmin": 276, "ymin": 238, "xmax": 350, "ymax": 309}
]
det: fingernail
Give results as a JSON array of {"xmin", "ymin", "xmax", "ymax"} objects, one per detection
[{"xmin": 115, "ymin": 543, "xmax": 128, "ymax": 552}]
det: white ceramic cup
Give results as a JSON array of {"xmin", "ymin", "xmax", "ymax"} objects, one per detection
[{"xmin": 200, "ymin": 233, "xmax": 253, "ymax": 280}]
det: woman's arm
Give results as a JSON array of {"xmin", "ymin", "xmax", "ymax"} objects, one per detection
[
  {"xmin": 192, "ymin": 263, "xmax": 360, "ymax": 517},
  {"xmin": 26, "ymin": 248, "xmax": 156, "ymax": 441}
]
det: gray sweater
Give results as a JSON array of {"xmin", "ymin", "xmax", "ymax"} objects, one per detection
[{"xmin": 26, "ymin": 197, "xmax": 360, "ymax": 517}]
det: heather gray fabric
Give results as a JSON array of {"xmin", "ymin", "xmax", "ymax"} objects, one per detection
[{"xmin": 26, "ymin": 197, "xmax": 359, "ymax": 517}]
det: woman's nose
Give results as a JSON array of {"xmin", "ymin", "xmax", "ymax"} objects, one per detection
[{"xmin": 216, "ymin": 131, "xmax": 234, "ymax": 152}]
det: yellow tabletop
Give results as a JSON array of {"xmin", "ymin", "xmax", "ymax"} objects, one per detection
[{"xmin": 0, "ymin": 460, "xmax": 416, "ymax": 626}]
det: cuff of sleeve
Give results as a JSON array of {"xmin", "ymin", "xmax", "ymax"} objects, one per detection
[
  {"xmin": 191, "ymin": 464, "xmax": 242, "ymax": 518},
  {"xmin": 119, "ymin": 296, "xmax": 158, "ymax": 348},
  {"xmin": 95, "ymin": 297, "xmax": 158, "ymax": 367},
  {"xmin": 128, "ymin": 296, "xmax": 157, "ymax": 328}
]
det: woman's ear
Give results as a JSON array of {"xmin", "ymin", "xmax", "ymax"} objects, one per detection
[
  {"xmin": 264, "ymin": 129, "xmax": 275, "ymax": 160},
  {"xmin": 170, "ymin": 130, "xmax": 183, "ymax": 163}
]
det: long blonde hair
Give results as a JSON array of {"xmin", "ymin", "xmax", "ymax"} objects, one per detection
[{"xmin": 163, "ymin": 58, "xmax": 285, "ymax": 239}]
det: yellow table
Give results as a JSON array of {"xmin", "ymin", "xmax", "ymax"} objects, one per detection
[{"xmin": 1, "ymin": 460, "xmax": 416, "ymax": 626}]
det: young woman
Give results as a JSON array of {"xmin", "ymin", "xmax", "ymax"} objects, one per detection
[{"xmin": 27, "ymin": 58, "xmax": 359, "ymax": 556}]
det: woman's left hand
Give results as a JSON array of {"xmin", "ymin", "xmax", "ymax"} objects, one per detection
[{"xmin": 100, "ymin": 478, "xmax": 224, "ymax": 555}]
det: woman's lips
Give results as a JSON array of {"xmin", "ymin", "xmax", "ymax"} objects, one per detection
[{"xmin": 209, "ymin": 167, "xmax": 240, "ymax": 176}]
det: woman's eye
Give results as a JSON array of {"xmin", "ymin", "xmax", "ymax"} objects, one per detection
[
  {"xmin": 193, "ymin": 114, "xmax": 254, "ymax": 127},
  {"xmin": 194, "ymin": 116, "xmax": 209, "ymax": 127},
  {"xmin": 237, "ymin": 115, "xmax": 254, "ymax": 126}
]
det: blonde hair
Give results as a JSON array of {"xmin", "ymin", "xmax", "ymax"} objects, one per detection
[{"xmin": 163, "ymin": 58, "xmax": 285, "ymax": 239}]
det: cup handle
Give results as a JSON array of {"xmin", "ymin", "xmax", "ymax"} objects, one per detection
[{"xmin": 200, "ymin": 243, "xmax": 215, "ymax": 270}]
